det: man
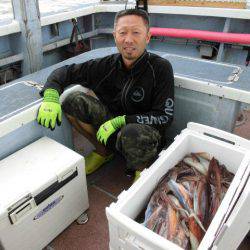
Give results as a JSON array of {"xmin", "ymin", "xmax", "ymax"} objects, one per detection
[{"xmin": 37, "ymin": 9, "xmax": 174, "ymax": 180}]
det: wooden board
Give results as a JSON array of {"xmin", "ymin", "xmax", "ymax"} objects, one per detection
[{"xmin": 148, "ymin": 0, "xmax": 247, "ymax": 9}]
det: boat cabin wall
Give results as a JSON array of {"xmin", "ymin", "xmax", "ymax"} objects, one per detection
[{"xmin": 1, "ymin": 12, "xmax": 250, "ymax": 85}]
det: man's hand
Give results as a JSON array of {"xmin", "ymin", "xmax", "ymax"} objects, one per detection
[
  {"xmin": 37, "ymin": 89, "xmax": 62, "ymax": 130},
  {"xmin": 97, "ymin": 116, "xmax": 126, "ymax": 145}
]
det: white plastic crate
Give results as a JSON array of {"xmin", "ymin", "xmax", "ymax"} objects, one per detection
[
  {"xmin": 211, "ymin": 163, "xmax": 250, "ymax": 250},
  {"xmin": 106, "ymin": 122, "xmax": 250, "ymax": 250}
]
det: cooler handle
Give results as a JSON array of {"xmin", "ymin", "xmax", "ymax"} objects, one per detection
[
  {"xmin": 187, "ymin": 122, "xmax": 250, "ymax": 150},
  {"xmin": 9, "ymin": 198, "xmax": 36, "ymax": 224}
]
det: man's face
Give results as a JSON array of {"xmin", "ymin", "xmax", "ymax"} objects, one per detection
[{"xmin": 113, "ymin": 15, "xmax": 151, "ymax": 66}]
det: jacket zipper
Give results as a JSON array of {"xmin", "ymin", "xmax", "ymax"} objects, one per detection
[
  {"xmin": 122, "ymin": 75, "xmax": 134, "ymax": 112},
  {"xmin": 123, "ymin": 77, "xmax": 134, "ymax": 111},
  {"xmin": 121, "ymin": 78, "xmax": 130, "ymax": 112}
]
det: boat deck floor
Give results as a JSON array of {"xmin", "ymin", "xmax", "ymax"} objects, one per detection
[
  {"xmin": 48, "ymin": 133, "xmax": 132, "ymax": 250},
  {"xmin": 47, "ymin": 110, "xmax": 250, "ymax": 250}
]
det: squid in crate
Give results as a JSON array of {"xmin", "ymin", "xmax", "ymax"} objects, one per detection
[{"xmin": 142, "ymin": 152, "xmax": 234, "ymax": 250}]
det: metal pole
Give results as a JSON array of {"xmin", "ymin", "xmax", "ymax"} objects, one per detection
[
  {"xmin": 217, "ymin": 18, "xmax": 231, "ymax": 62},
  {"xmin": 11, "ymin": 0, "xmax": 43, "ymax": 75}
]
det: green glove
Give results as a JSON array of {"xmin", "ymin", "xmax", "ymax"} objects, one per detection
[
  {"xmin": 37, "ymin": 88, "xmax": 62, "ymax": 130},
  {"xmin": 97, "ymin": 115, "xmax": 126, "ymax": 145}
]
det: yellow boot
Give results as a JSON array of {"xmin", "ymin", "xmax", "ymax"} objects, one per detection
[
  {"xmin": 85, "ymin": 151, "xmax": 113, "ymax": 175},
  {"xmin": 133, "ymin": 170, "xmax": 141, "ymax": 183}
]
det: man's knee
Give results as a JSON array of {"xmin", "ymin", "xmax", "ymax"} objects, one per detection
[
  {"xmin": 120, "ymin": 124, "xmax": 141, "ymax": 139},
  {"xmin": 117, "ymin": 124, "xmax": 161, "ymax": 166},
  {"xmin": 62, "ymin": 91, "xmax": 111, "ymax": 129},
  {"xmin": 62, "ymin": 91, "xmax": 90, "ymax": 120},
  {"xmin": 119, "ymin": 124, "xmax": 161, "ymax": 145}
]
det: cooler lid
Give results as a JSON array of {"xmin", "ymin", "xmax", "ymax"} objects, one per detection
[
  {"xmin": 0, "ymin": 81, "xmax": 42, "ymax": 123},
  {"xmin": 0, "ymin": 137, "xmax": 82, "ymax": 215},
  {"xmin": 164, "ymin": 54, "xmax": 241, "ymax": 85},
  {"xmin": 157, "ymin": 51, "xmax": 250, "ymax": 104}
]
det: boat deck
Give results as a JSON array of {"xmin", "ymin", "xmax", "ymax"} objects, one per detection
[{"xmin": 46, "ymin": 110, "xmax": 250, "ymax": 250}]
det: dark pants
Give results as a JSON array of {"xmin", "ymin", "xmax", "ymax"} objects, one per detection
[{"xmin": 62, "ymin": 91, "xmax": 161, "ymax": 168}]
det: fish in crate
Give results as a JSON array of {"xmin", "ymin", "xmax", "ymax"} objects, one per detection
[{"xmin": 142, "ymin": 152, "xmax": 234, "ymax": 249}]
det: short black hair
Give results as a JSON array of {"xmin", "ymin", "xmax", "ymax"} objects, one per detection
[{"xmin": 114, "ymin": 9, "xmax": 150, "ymax": 31}]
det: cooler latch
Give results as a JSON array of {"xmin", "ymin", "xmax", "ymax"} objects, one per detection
[
  {"xmin": 57, "ymin": 167, "xmax": 77, "ymax": 182},
  {"xmin": 22, "ymin": 80, "xmax": 43, "ymax": 90},
  {"xmin": 8, "ymin": 194, "xmax": 36, "ymax": 224},
  {"xmin": 227, "ymin": 67, "xmax": 243, "ymax": 83}
]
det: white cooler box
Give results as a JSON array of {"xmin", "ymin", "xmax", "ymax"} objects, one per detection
[
  {"xmin": 106, "ymin": 122, "xmax": 250, "ymax": 250},
  {"xmin": 0, "ymin": 137, "xmax": 89, "ymax": 250}
]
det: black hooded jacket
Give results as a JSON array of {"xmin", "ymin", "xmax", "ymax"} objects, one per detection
[{"xmin": 42, "ymin": 50, "xmax": 174, "ymax": 136}]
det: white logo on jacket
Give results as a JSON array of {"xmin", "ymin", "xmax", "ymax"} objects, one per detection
[
  {"xmin": 136, "ymin": 98, "xmax": 174, "ymax": 125},
  {"xmin": 131, "ymin": 87, "xmax": 145, "ymax": 102},
  {"xmin": 164, "ymin": 98, "xmax": 174, "ymax": 116}
]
